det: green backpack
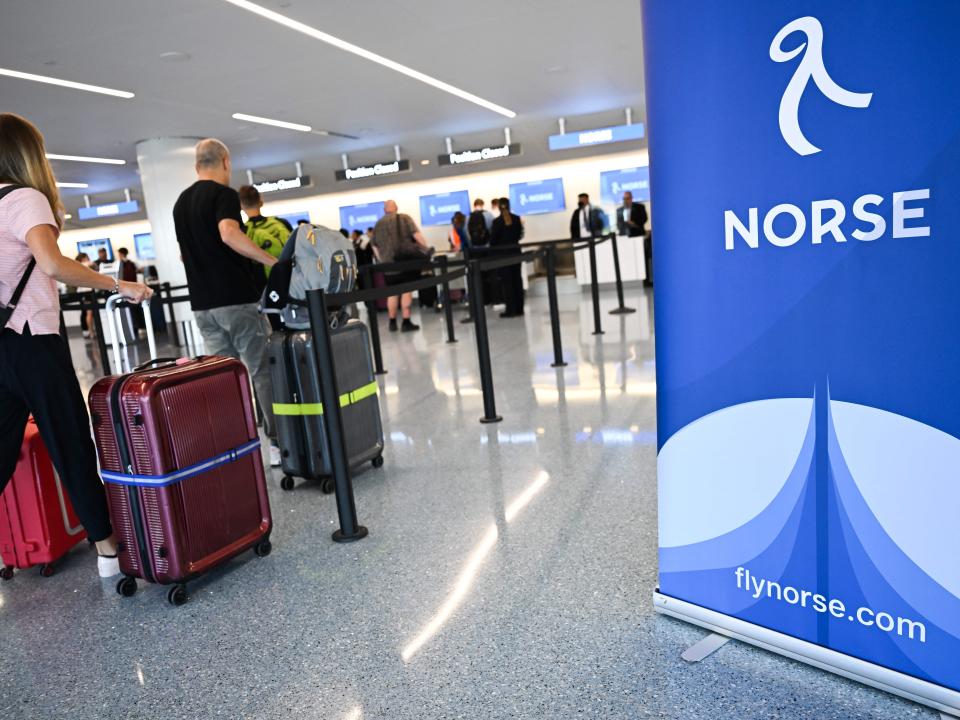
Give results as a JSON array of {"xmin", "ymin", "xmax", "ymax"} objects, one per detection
[{"xmin": 245, "ymin": 216, "xmax": 291, "ymax": 277}]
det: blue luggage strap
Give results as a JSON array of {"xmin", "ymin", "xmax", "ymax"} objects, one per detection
[{"xmin": 101, "ymin": 438, "xmax": 262, "ymax": 488}]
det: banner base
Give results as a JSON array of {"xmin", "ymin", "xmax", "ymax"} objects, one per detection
[{"xmin": 653, "ymin": 591, "xmax": 960, "ymax": 716}]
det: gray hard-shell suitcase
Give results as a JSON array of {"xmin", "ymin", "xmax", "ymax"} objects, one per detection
[{"xmin": 267, "ymin": 320, "xmax": 384, "ymax": 492}]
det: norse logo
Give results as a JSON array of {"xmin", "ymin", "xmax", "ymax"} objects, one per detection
[{"xmin": 770, "ymin": 16, "xmax": 873, "ymax": 156}]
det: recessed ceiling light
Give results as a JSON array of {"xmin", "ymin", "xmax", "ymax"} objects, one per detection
[
  {"xmin": 420, "ymin": 159, "xmax": 430, "ymax": 166},
  {"xmin": 56, "ymin": 182, "xmax": 89, "ymax": 188},
  {"xmin": 159, "ymin": 51, "xmax": 192, "ymax": 63},
  {"xmin": 232, "ymin": 112, "xmax": 311, "ymax": 132},
  {"xmin": 0, "ymin": 67, "xmax": 134, "ymax": 99},
  {"xmin": 46, "ymin": 153, "xmax": 126, "ymax": 165},
  {"xmin": 220, "ymin": 0, "xmax": 516, "ymax": 118}
]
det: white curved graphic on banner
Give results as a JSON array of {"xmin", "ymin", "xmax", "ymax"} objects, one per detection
[
  {"xmin": 830, "ymin": 400, "xmax": 960, "ymax": 599},
  {"xmin": 658, "ymin": 398, "xmax": 813, "ymax": 548},
  {"xmin": 770, "ymin": 16, "xmax": 873, "ymax": 156}
]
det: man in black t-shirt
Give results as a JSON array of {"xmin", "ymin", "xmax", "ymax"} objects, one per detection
[{"xmin": 172, "ymin": 138, "xmax": 281, "ymax": 466}]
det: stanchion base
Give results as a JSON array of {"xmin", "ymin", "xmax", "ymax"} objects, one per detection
[
  {"xmin": 479, "ymin": 415, "xmax": 503, "ymax": 424},
  {"xmin": 609, "ymin": 307, "xmax": 637, "ymax": 315},
  {"xmin": 551, "ymin": 362, "xmax": 568, "ymax": 368},
  {"xmin": 592, "ymin": 331, "xmax": 606, "ymax": 336},
  {"xmin": 375, "ymin": 370, "xmax": 388, "ymax": 376},
  {"xmin": 461, "ymin": 316, "xmax": 474, "ymax": 324},
  {"xmin": 332, "ymin": 526, "xmax": 369, "ymax": 543},
  {"xmin": 446, "ymin": 339, "xmax": 459, "ymax": 344}
]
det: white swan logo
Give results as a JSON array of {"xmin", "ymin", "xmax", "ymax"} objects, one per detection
[{"xmin": 770, "ymin": 16, "xmax": 873, "ymax": 156}]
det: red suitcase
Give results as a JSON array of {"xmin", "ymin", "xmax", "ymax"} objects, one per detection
[
  {"xmin": 88, "ymin": 356, "xmax": 273, "ymax": 606},
  {"xmin": 0, "ymin": 418, "xmax": 88, "ymax": 580}
]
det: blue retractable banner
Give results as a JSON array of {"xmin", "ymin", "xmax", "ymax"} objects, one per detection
[
  {"xmin": 339, "ymin": 202, "xmax": 385, "ymax": 233},
  {"xmin": 600, "ymin": 167, "xmax": 650, "ymax": 205},
  {"xmin": 419, "ymin": 190, "xmax": 471, "ymax": 227},
  {"xmin": 645, "ymin": 0, "xmax": 960, "ymax": 709},
  {"xmin": 508, "ymin": 178, "xmax": 566, "ymax": 216}
]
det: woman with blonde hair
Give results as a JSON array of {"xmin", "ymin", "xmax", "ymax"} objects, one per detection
[{"xmin": 0, "ymin": 113, "xmax": 152, "ymax": 578}]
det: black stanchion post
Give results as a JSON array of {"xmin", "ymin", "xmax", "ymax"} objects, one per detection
[
  {"xmin": 438, "ymin": 254, "xmax": 457, "ymax": 344},
  {"xmin": 608, "ymin": 233, "xmax": 636, "ymax": 315},
  {"xmin": 588, "ymin": 235, "xmax": 604, "ymax": 335},
  {"xmin": 305, "ymin": 288, "xmax": 369, "ymax": 543},
  {"xmin": 162, "ymin": 283, "xmax": 179, "ymax": 345},
  {"xmin": 362, "ymin": 266, "xmax": 387, "ymax": 375},
  {"xmin": 89, "ymin": 293, "xmax": 111, "ymax": 372},
  {"xmin": 59, "ymin": 310, "xmax": 73, "ymax": 366},
  {"xmin": 468, "ymin": 259, "xmax": 503, "ymax": 424},
  {"xmin": 546, "ymin": 245, "xmax": 567, "ymax": 368}
]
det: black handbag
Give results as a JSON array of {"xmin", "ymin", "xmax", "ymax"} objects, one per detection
[
  {"xmin": 0, "ymin": 185, "xmax": 34, "ymax": 329},
  {"xmin": 393, "ymin": 213, "xmax": 434, "ymax": 261}
]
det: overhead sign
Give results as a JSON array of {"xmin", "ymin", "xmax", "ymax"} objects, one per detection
[
  {"xmin": 77, "ymin": 200, "xmax": 139, "ymax": 221},
  {"xmin": 646, "ymin": 0, "xmax": 960, "ymax": 712},
  {"xmin": 335, "ymin": 160, "xmax": 411, "ymax": 182},
  {"xmin": 600, "ymin": 166, "xmax": 650, "ymax": 205},
  {"xmin": 508, "ymin": 178, "xmax": 566, "ymax": 216},
  {"xmin": 253, "ymin": 175, "xmax": 311, "ymax": 194},
  {"xmin": 339, "ymin": 202, "xmax": 385, "ymax": 233},
  {"xmin": 548, "ymin": 123, "xmax": 645, "ymax": 151},
  {"xmin": 419, "ymin": 190, "xmax": 471, "ymax": 227},
  {"xmin": 438, "ymin": 143, "xmax": 521, "ymax": 167}
]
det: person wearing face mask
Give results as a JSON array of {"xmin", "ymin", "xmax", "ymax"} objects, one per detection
[{"xmin": 569, "ymin": 192, "xmax": 605, "ymax": 240}]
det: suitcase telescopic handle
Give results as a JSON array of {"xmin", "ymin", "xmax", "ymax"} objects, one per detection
[{"xmin": 132, "ymin": 357, "xmax": 181, "ymax": 372}]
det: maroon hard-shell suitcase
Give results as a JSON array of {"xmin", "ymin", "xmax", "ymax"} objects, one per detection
[{"xmin": 88, "ymin": 356, "xmax": 272, "ymax": 606}]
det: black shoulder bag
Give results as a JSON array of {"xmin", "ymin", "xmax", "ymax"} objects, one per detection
[
  {"xmin": 0, "ymin": 185, "xmax": 35, "ymax": 329},
  {"xmin": 393, "ymin": 213, "xmax": 433, "ymax": 261}
]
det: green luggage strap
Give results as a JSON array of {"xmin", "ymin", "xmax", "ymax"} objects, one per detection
[{"xmin": 273, "ymin": 380, "xmax": 378, "ymax": 416}]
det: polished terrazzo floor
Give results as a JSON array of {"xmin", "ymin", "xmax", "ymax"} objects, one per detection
[{"xmin": 0, "ymin": 287, "xmax": 941, "ymax": 719}]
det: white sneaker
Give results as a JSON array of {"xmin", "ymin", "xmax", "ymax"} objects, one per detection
[
  {"xmin": 82, "ymin": 331, "xmax": 91, "ymax": 339},
  {"xmin": 98, "ymin": 554, "xmax": 121, "ymax": 578},
  {"xmin": 269, "ymin": 444, "xmax": 282, "ymax": 468}
]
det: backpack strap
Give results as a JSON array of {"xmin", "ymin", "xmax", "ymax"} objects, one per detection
[{"xmin": 0, "ymin": 185, "xmax": 35, "ymax": 314}]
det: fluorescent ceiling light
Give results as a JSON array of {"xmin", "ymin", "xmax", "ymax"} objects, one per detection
[
  {"xmin": 64, "ymin": 213, "xmax": 73, "ymax": 220},
  {"xmin": 0, "ymin": 67, "xmax": 134, "ymax": 99},
  {"xmin": 56, "ymin": 182, "xmax": 89, "ymax": 189},
  {"xmin": 47, "ymin": 153, "xmax": 126, "ymax": 165},
  {"xmin": 220, "ymin": 0, "xmax": 516, "ymax": 119},
  {"xmin": 232, "ymin": 112, "xmax": 311, "ymax": 132}
]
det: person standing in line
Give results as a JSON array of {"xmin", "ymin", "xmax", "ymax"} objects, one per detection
[
  {"xmin": 238, "ymin": 185, "xmax": 292, "ymax": 278},
  {"xmin": 569, "ymin": 192, "xmax": 605, "ymax": 239},
  {"xmin": 448, "ymin": 212, "xmax": 467, "ymax": 251},
  {"xmin": 172, "ymin": 138, "xmax": 282, "ymax": 467},
  {"xmin": 371, "ymin": 199, "xmax": 431, "ymax": 332},
  {"xmin": 490, "ymin": 197, "xmax": 525, "ymax": 318},
  {"xmin": 93, "ymin": 246, "xmax": 110, "ymax": 268},
  {"xmin": 0, "ymin": 112, "xmax": 153, "ymax": 578},
  {"xmin": 116, "ymin": 247, "xmax": 139, "ymax": 283},
  {"xmin": 490, "ymin": 198, "xmax": 500, "ymax": 220},
  {"xmin": 352, "ymin": 229, "xmax": 374, "ymax": 270},
  {"xmin": 467, "ymin": 199, "xmax": 492, "ymax": 248},
  {"xmin": 617, "ymin": 190, "xmax": 652, "ymax": 286}
]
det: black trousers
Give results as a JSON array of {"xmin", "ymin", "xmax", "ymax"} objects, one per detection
[
  {"xmin": 499, "ymin": 262, "xmax": 525, "ymax": 315},
  {"xmin": 0, "ymin": 327, "xmax": 112, "ymax": 541}
]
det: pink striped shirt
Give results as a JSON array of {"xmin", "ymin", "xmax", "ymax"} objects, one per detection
[{"xmin": 0, "ymin": 184, "xmax": 60, "ymax": 335}]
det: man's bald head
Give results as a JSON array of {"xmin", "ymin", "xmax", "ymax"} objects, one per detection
[
  {"xmin": 195, "ymin": 138, "xmax": 231, "ymax": 184},
  {"xmin": 384, "ymin": 199, "xmax": 398, "ymax": 214}
]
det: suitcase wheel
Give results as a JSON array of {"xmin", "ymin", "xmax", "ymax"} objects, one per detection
[
  {"xmin": 167, "ymin": 584, "xmax": 188, "ymax": 606},
  {"xmin": 39, "ymin": 564, "xmax": 55, "ymax": 578},
  {"xmin": 280, "ymin": 475, "xmax": 295, "ymax": 492},
  {"xmin": 254, "ymin": 539, "xmax": 272, "ymax": 558},
  {"xmin": 371, "ymin": 454, "xmax": 384, "ymax": 469},
  {"xmin": 116, "ymin": 576, "xmax": 137, "ymax": 598},
  {"xmin": 0, "ymin": 566, "xmax": 13, "ymax": 581},
  {"xmin": 321, "ymin": 478, "xmax": 335, "ymax": 494}
]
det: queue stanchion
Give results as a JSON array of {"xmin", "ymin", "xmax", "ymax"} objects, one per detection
[
  {"xmin": 608, "ymin": 233, "xmax": 636, "ymax": 315},
  {"xmin": 546, "ymin": 245, "xmax": 567, "ymax": 368},
  {"xmin": 306, "ymin": 288, "xmax": 369, "ymax": 543},
  {"xmin": 162, "ymin": 282, "xmax": 179, "ymax": 344},
  {"xmin": 361, "ymin": 266, "xmax": 387, "ymax": 375},
  {"xmin": 588, "ymin": 235, "xmax": 604, "ymax": 335},
  {"xmin": 89, "ymin": 292, "xmax": 111, "ymax": 372},
  {"xmin": 438, "ymin": 254, "xmax": 457, "ymax": 344},
  {"xmin": 59, "ymin": 310, "xmax": 73, "ymax": 366},
  {"xmin": 467, "ymin": 258, "xmax": 503, "ymax": 424}
]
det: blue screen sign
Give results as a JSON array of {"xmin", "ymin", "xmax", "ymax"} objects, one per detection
[
  {"xmin": 548, "ymin": 123, "xmax": 645, "ymax": 151},
  {"xmin": 339, "ymin": 202, "xmax": 385, "ymax": 233},
  {"xmin": 419, "ymin": 190, "xmax": 471, "ymax": 227},
  {"xmin": 77, "ymin": 199, "xmax": 139, "ymax": 222},
  {"xmin": 133, "ymin": 232, "xmax": 155, "ymax": 260},
  {"xmin": 600, "ymin": 166, "xmax": 650, "ymax": 205},
  {"xmin": 509, "ymin": 178, "xmax": 566, "ymax": 216}
]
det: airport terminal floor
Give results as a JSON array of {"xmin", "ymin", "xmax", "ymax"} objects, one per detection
[{"xmin": 0, "ymin": 289, "xmax": 933, "ymax": 720}]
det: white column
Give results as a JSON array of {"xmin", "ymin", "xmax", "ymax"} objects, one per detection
[{"xmin": 135, "ymin": 137, "xmax": 199, "ymax": 291}]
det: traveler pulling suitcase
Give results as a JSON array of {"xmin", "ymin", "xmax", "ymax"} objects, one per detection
[
  {"xmin": 89, "ymin": 302, "xmax": 273, "ymax": 605},
  {"xmin": 268, "ymin": 319, "xmax": 385, "ymax": 493},
  {"xmin": 0, "ymin": 418, "xmax": 88, "ymax": 580}
]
